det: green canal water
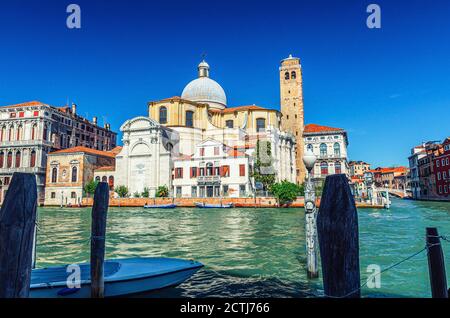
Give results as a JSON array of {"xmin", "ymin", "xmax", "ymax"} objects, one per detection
[{"xmin": 36, "ymin": 198, "xmax": 450, "ymax": 298}]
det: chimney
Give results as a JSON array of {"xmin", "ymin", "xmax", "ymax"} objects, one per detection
[
  {"xmin": 71, "ymin": 103, "xmax": 77, "ymax": 114},
  {"xmin": 93, "ymin": 116, "xmax": 98, "ymax": 125},
  {"xmin": 104, "ymin": 123, "xmax": 110, "ymax": 130}
]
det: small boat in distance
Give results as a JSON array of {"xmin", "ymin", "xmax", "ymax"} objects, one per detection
[
  {"xmin": 195, "ymin": 202, "xmax": 234, "ymax": 209},
  {"xmin": 30, "ymin": 257, "xmax": 203, "ymax": 298},
  {"xmin": 144, "ymin": 203, "xmax": 177, "ymax": 209}
]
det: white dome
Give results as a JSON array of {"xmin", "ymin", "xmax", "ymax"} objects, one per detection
[{"xmin": 181, "ymin": 60, "xmax": 227, "ymax": 109}]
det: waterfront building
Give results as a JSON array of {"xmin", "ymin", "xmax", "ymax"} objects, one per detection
[
  {"xmin": 349, "ymin": 160, "xmax": 371, "ymax": 177},
  {"xmin": 44, "ymin": 146, "xmax": 119, "ymax": 206},
  {"xmin": 434, "ymin": 137, "xmax": 450, "ymax": 199},
  {"xmin": 415, "ymin": 141, "xmax": 442, "ymax": 199},
  {"xmin": 172, "ymin": 139, "xmax": 251, "ymax": 198},
  {"xmin": 408, "ymin": 144, "xmax": 427, "ymax": 199},
  {"xmin": 303, "ymin": 124, "xmax": 349, "ymax": 183},
  {"xmin": 0, "ymin": 101, "xmax": 117, "ymax": 204},
  {"xmin": 368, "ymin": 166, "xmax": 408, "ymax": 189}
]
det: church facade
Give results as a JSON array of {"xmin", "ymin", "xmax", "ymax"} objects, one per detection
[{"xmin": 87, "ymin": 56, "xmax": 304, "ymax": 198}]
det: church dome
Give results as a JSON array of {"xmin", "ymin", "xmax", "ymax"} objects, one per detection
[{"xmin": 181, "ymin": 60, "xmax": 227, "ymax": 110}]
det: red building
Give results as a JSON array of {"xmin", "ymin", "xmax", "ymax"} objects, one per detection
[{"xmin": 434, "ymin": 137, "xmax": 450, "ymax": 198}]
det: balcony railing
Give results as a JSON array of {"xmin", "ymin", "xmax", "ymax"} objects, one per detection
[
  {"xmin": 0, "ymin": 139, "xmax": 53, "ymax": 147},
  {"xmin": 0, "ymin": 167, "xmax": 46, "ymax": 174},
  {"xmin": 197, "ymin": 175, "xmax": 221, "ymax": 184}
]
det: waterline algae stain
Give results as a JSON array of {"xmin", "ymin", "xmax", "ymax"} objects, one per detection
[{"xmin": 35, "ymin": 198, "xmax": 450, "ymax": 298}]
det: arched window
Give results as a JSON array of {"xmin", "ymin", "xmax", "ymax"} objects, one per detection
[
  {"xmin": 334, "ymin": 142, "xmax": 341, "ymax": 157},
  {"xmin": 256, "ymin": 118, "xmax": 266, "ymax": 132},
  {"xmin": 108, "ymin": 176, "xmax": 114, "ymax": 190},
  {"xmin": 71, "ymin": 166, "xmax": 78, "ymax": 182},
  {"xmin": 320, "ymin": 143, "xmax": 327, "ymax": 157},
  {"xmin": 291, "ymin": 71, "xmax": 297, "ymax": 79},
  {"xmin": 102, "ymin": 176, "xmax": 107, "ymax": 183},
  {"xmin": 0, "ymin": 152, "xmax": 4, "ymax": 168},
  {"xmin": 95, "ymin": 176, "xmax": 101, "ymax": 182},
  {"xmin": 60, "ymin": 135, "xmax": 65, "ymax": 148},
  {"xmin": 284, "ymin": 72, "xmax": 290, "ymax": 80},
  {"xmin": 307, "ymin": 144, "xmax": 313, "ymax": 152},
  {"xmin": 51, "ymin": 167, "xmax": 57, "ymax": 183},
  {"xmin": 15, "ymin": 151, "xmax": 21, "ymax": 168},
  {"xmin": 206, "ymin": 163, "xmax": 214, "ymax": 176},
  {"xmin": 31, "ymin": 124, "xmax": 37, "ymax": 140},
  {"xmin": 43, "ymin": 124, "xmax": 48, "ymax": 141},
  {"xmin": 320, "ymin": 162, "xmax": 328, "ymax": 176},
  {"xmin": 16, "ymin": 125, "xmax": 23, "ymax": 141},
  {"xmin": 6, "ymin": 151, "xmax": 12, "ymax": 168},
  {"xmin": 225, "ymin": 120, "xmax": 234, "ymax": 128},
  {"xmin": 8, "ymin": 126, "xmax": 14, "ymax": 141},
  {"xmin": 0, "ymin": 126, "xmax": 5, "ymax": 141},
  {"xmin": 185, "ymin": 111, "xmax": 194, "ymax": 127},
  {"xmin": 159, "ymin": 107, "xmax": 167, "ymax": 124},
  {"xmin": 335, "ymin": 161, "xmax": 342, "ymax": 174},
  {"xmin": 30, "ymin": 150, "xmax": 36, "ymax": 168}
]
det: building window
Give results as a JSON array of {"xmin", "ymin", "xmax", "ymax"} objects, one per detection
[
  {"xmin": 185, "ymin": 111, "xmax": 194, "ymax": 127},
  {"xmin": 176, "ymin": 186, "xmax": 182, "ymax": 198},
  {"xmin": 95, "ymin": 176, "xmax": 100, "ymax": 182},
  {"xmin": 191, "ymin": 186, "xmax": 197, "ymax": 198},
  {"xmin": 8, "ymin": 127, "xmax": 14, "ymax": 141},
  {"xmin": 199, "ymin": 186, "xmax": 205, "ymax": 198},
  {"xmin": 321, "ymin": 162, "xmax": 328, "ymax": 176},
  {"xmin": 159, "ymin": 106, "xmax": 167, "ymax": 124},
  {"xmin": 43, "ymin": 124, "xmax": 48, "ymax": 141},
  {"xmin": 6, "ymin": 152, "xmax": 12, "ymax": 168},
  {"xmin": 291, "ymin": 71, "xmax": 296, "ymax": 79},
  {"xmin": 214, "ymin": 147, "xmax": 219, "ymax": 156},
  {"xmin": 102, "ymin": 176, "xmax": 107, "ymax": 183},
  {"xmin": 239, "ymin": 185, "xmax": 246, "ymax": 196},
  {"xmin": 71, "ymin": 192, "xmax": 76, "ymax": 199},
  {"xmin": 307, "ymin": 144, "xmax": 313, "ymax": 152},
  {"xmin": 51, "ymin": 192, "xmax": 56, "ymax": 199},
  {"xmin": 320, "ymin": 143, "xmax": 327, "ymax": 157},
  {"xmin": 108, "ymin": 176, "xmax": 114, "ymax": 189},
  {"xmin": 223, "ymin": 185, "xmax": 229, "ymax": 196},
  {"xmin": 31, "ymin": 124, "xmax": 37, "ymax": 140},
  {"xmin": 334, "ymin": 142, "xmax": 341, "ymax": 157},
  {"xmin": 30, "ymin": 150, "xmax": 36, "ymax": 168},
  {"xmin": 284, "ymin": 72, "xmax": 290, "ymax": 80},
  {"xmin": 175, "ymin": 167, "xmax": 183, "ymax": 179},
  {"xmin": 200, "ymin": 148, "xmax": 205, "ymax": 156},
  {"xmin": 221, "ymin": 165, "xmax": 230, "ymax": 177},
  {"xmin": 0, "ymin": 126, "xmax": 5, "ymax": 141},
  {"xmin": 335, "ymin": 161, "xmax": 342, "ymax": 174},
  {"xmin": 190, "ymin": 167, "xmax": 197, "ymax": 178},
  {"xmin": 0, "ymin": 152, "xmax": 3, "ymax": 168},
  {"xmin": 15, "ymin": 151, "xmax": 21, "ymax": 168},
  {"xmin": 256, "ymin": 118, "xmax": 266, "ymax": 132},
  {"xmin": 51, "ymin": 167, "xmax": 57, "ymax": 183},
  {"xmin": 225, "ymin": 120, "xmax": 234, "ymax": 128},
  {"xmin": 206, "ymin": 163, "xmax": 214, "ymax": 176},
  {"xmin": 16, "ymin": 125, "xmax": 23, "ymax": 141},
  {"xmin": 71, "ymin": 166, "xmax": 78, "ymax": 182},
  {"xmin": 239, "ymin": 164, "xmax": 246, "ymax": 177}
]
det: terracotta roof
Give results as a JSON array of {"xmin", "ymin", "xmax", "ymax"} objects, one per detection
[
  {"xmin": 368, "ymin": 167, "xmax": 408, "ymax": 174},
  {"xmin": 110, "ymin": 146, "xmax": 123, "ymax": 155},
  {"xmin": 174, "ymin": 153, "xmax": 192, "ymax": 161},
  {"xmin": 304, "ymin": 124, "xmax": 344, "ymax": 133},
  {"xmin": 94, "ymin": 166, "xmax": 115, "ymax": 172},
  {"xmin": 49, "ymin": 146, "xmax": 117, "ymax": 158},
  {"xmin": 226, "ymin": 149, "xmax": 247, "ymax": 157},
  {"xmin": 0, "ymin": 101, "xmax": 48, "ymax": 108}
]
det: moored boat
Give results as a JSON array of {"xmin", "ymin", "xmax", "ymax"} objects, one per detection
[
  {"xmin": 144, "ymin": 204, "xmax": 177, "ymax": 209},
  {"xmin": 30, "ymin": 257, "xmax": 203, "ymax": 298},
  {"xmin": 195, "ymin": 202, "xmax": 234, "ymax": 209}
]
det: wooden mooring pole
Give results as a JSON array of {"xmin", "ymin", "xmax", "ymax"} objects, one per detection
[
  {"xmin": 317, "ymin": 174, "xmax": 360, "ymax": 298},
  {"xmin": 426, "ymin": 227, "xmax": 448, "ymax": 298},
  {"xmin": 0, "ymin": 173, "xmax": 37, "ymax": 298},
  {"xmin": 90, "ymin": 182, "xmax": 110, "ymax": 298}
]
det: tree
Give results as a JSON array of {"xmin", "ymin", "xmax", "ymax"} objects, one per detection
[
  {"xmin": 133, "ymin": 191, "xmax": 141, "ymax": 198},
  {"xmin": 114, "ymin": 185, "xmax": 129, "ymax": 198},
  {"xmin": 84, "ymin": 179, "xmax": 98, "ymax": 197},
  {"xmin": 141, "ymin": 187, "xmax": 150, "ymax": 198},
  {"xmin": 156, "ymin": 185, "xmax": 169, "ymax": 198},
  {"xmin": 270, "ymin": 180, "xmax": 302, "ymax": 207},
  {"xmin": 252, "ymin": 140, "xmax": 276, "ymax": 192}
]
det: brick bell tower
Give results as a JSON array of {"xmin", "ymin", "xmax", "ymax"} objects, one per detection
[{"xmin": 280, "ymin": 54, "xmax": 306, "ymax": 184}]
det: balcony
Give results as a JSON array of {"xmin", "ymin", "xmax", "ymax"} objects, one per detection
[
  {"xmin": 0, "ymin": 167, "xmax": 46, "ymax": 175},
  {"xmin": 0, "ymin": 139, "xmax": 53, "ymax": 148},
  {"xmin": 197, "ymin": 175, "xmax": 221, "ymax": 185}
]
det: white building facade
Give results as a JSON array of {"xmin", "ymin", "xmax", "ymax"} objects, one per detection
[{"xmin": 303, "ymin": 124, "xmax": 349, "ymax": 182}]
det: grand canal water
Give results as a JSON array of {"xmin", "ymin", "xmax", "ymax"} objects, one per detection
[{"xmin": 36, "ymin": 198, "xmax": 450, "ymax": 298}]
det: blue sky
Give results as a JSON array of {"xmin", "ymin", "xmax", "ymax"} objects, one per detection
[{"xmin": 0, "ymin": 0, "xmax": 449, "ymax": 167}]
